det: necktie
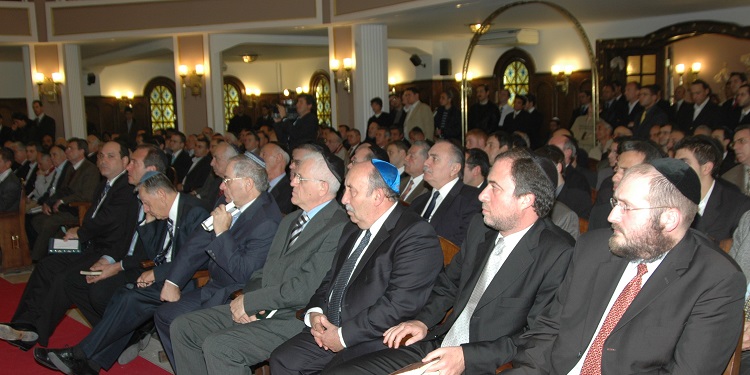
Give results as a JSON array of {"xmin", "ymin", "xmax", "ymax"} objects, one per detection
[
  {"xmin": 640, "ymin": 110, "xmax": 647, "ymax": 124},
  {"xmin": 580, "ymin": 263, "xmax": 648, "ymax": 375},
  {"xmin": 91, "ymin": 182, "xmax": 111, "ymax": 218},
  {"xmin": 45, "ymin": 170, "xmax": 58, "ymax": 195},
  {"xmin": 745, "ymin": 168, "xmax": 750, "ymax": 196},
  {"xmin": 422, "ymin": 191, "xmax": 440, "ymax": 220},
  {"xmin": 401, "ymin": 180, "xmax": 415, "ymax": 200},
  {"xmin": 498, "ymin": 107, "xmax": 504, "ymax": 126},
  {"xmin": 127, "ymin": 204, "xmax": 145, "ymax": 256},
  {"xmin": 441, "ymin": 237, "xmax": 506, "ymax": 347},
  {"xmin": 327, "ymin": 230, "xmax": 372, "ymax": 326},
  {"xmin": 154, "ymin": 218, "xmax": 174, "ymax": 265},
  {"xmin": 287, "ymin": 213, "xmax": 309, "ymax": 247}
]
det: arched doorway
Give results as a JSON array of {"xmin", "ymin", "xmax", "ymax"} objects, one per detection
[{"xmin": 310, "ymin": 70, "xmax": 332, "ymax": 127}]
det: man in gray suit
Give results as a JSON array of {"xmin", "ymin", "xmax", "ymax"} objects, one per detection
[{"xmin": 170, "ymin": 150, "xmax": 349, "ymax": 374}]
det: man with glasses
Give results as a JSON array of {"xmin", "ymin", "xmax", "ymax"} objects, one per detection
[
  {"xmin": 508, "ymin": 158, "xmax": 746, "ymax": 374},
  {"xmin": 170, "ymin": 149, "xmax": 348, "ymax": 374},
  {"xmin": 722, "ymin": 124, "xmax": 750, "ymax": 195}
]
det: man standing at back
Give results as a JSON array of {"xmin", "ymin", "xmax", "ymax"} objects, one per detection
[
  {"xmin": 403, "ymin": 87, "xmax": 434, "ymax": 141},
  {"xmin": 274, "ymin": 94, "xmax": 318, "ymax": 150},
  {"xmin": 270, "ymin": 159, "xmax": 443, "ymax": 373}
]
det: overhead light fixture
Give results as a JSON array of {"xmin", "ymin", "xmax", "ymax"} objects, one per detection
[
  {"xmin": 178, "ymin": 64, "xmax": 204, "ymax": 96},
  {"xmin": 468, "ymin": 23, "xmax": 491, "ymax": 34},
  {"xmin": 241, "ymin": 54, "xmax": 258, "ymax": 63}
]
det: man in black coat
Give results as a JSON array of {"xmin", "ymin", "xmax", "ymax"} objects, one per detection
[
  {"xmin": 169, "ymin": 132, "xmax": 192, "ymax": 182},
  {"xmin": 179, "ymin": 136, "xmax": 212, "ymax": 193},
  {"xmin": 0, "ymin": 141, "xmax": 139, "ymax": 350},
  {"xmin": 0, "ymin": 147, "xmax": 22, "ymax": 212},
  {"xmin": 273, "ymin": 94, "xmax": 318, "ymax": 150},
  {"xmin": 31, "ymin": 100, "xmax": 55, "ymax": 143},
  {"xmin": 632, "ymin": 85, "xmax": 669, "ymax": 141},
  {"xmin": 679, "ymin": 80, "xmax": 724, "ymax": 133},
  {"xmin": 41, "ymin": 172, "xmax": 209, "ymax": 374},
  {"xmin": 327, "ymin": 149, "xmax": 574, "ymax": 375},
  {"xmin": 409, "ymin": 141, "xmax": 481, "ymax": 246}
]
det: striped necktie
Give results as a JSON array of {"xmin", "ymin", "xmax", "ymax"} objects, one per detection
[
  {"xmin": 287, "ymin": 213, "xmax": 309, "ymax": 248},
  {"xmin": 327, "ymin": 230, "xmax": 372, "ymax": 326}
]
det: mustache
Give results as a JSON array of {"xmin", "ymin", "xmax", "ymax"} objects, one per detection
[{"xmin": 345, "ymin": 204, "xmax": 355, "ymax": 213}]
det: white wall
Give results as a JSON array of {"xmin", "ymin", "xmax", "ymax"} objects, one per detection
[
  {"xmin": 0, "ymin": 61, "xmax": 27, "ymax": 98},
  {"xmin": 88, "ymin": 60, "xmax": 175, "ymax": 97},
  {"xmin": 223, "ymin": 57, "xmax": 328, "ymax": 94}
]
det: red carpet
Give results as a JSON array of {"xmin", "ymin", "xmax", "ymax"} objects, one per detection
[{"xmin": 0, "ymin": 277, "xmax": 170, "ymax": 374}]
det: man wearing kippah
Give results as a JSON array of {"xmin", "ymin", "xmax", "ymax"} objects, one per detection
[
  {"xmin": 270, "ymin": 159, "xmax": 444, "ymax": 373},
  {"xmin": 507, "ymin": 158, "xmax": 746, "ymax": 374}
]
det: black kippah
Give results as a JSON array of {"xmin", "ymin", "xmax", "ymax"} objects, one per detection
[{"xmin": 648, "ymin": 158, "xmax": 701, "ymax": 205}]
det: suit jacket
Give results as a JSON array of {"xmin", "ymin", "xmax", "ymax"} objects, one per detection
[
  {"xmin": 37, "ymin": 161, "xmax": 73, "ymax": 206},
  {"xmin": 416, "ymin": 216, "xmax": 574, "ymax": 373},
  {"xmin": 526, "ymin": 109, "xmax": 545, "ymax": 149},
  {"xmin": 400, "ymin": 177, "xmax": 429, "ymax": 205},
  {"xmin": 181, "ymin": 155, "xmax": 212, "ymax": 193},
  {"xmin": 633, "ymin": 105, "xmax": 669, "ymax": 140},
  {"xmin": 404, "ymin": 102, "xmax": 434, "ymax": 141},
  {"xmin": 35, "ymin": 115, "xmax": 56, "ymax": 142},
  {"xmin": 409, "ymin": 180, "xmax": 482, "ymax": 246},
  {"xmin": 194, "ymin": 172, "xmax": 222, "ymax": 211},
  {"xmin": 718, "ymin": 149, "xmax": 738, "ymax": 176},
  {"xmin": 367, "ymin": 112, "xmax": 393, "ymax": 128},
  {"xmin": 564, "ymin": 164, "xmax": 591, "ymax": 193},
  {"xmin": 51, "ymin": 159, "xmax": 100, "ymax": 215},
  {"xmin": 124, "ymin": 193, "xmax": 208, "ymax": 283},
  {"xmin": 77, "ymin": 174, "xmax": 139, "ymax": 259},
  {"xmin": 274, "ymin": 113, "xmax": 318, "ymax": 150},
  {"xmin": 729, "ymin": 211, "xmax": 750, "ymax": 277},
  {"xmin": 693, "ymin": 179, "xmax": 750, "ymax": 243},
  {"xmin": 503, "ymin": 110, "xmax": 531, "ymax": 136},
  {"xmin": 391, "ymin": 109, "xmax": 406, "ymax": 128},
  {"xmin": 588, "ymin": 177, "xmax": 614, "ymax": 231},
  {"xmin": 434, "ymin": 106, "xmax": 461, "ymax": 141},
  {"xmin": 0, "ymin": 125, "xmax": 12, "ymax": 145},
  {"xmin": 468, "ymin": 102, "xmax": 500, "ymax": 134},
  {"xmin": 550, "ymin": 201, "xmax": 579, "ymax": 240},
  {"xmin": 568, "ymin": 105, "xmax": 590, "ymax": 128},
  {"xmin": 270, "ymin": 173, "xmax": 295, "ymax": 215},
  {"xmin": 14, "ymin": 160, "xmax": 30, "ymax": 182},
  {"xmin": 171, "ymin": 150, "xmax": 193, "ymax": 183},
  {"xmin": 509, "ymin": 228, "xmax": 746, "ymax": 375},
  {"xmin": 167, "ymin": 191, "xmax": 281, "ymax": 306},
  {"xmin": 722, "ymin": 164, "xmax": 748, "ymax": 195},
  {"xmin": 690, "ymin": 100, "xmax": 724, "ymax": 131},
  {"xmin": 121, "ymin": 119, "xmax": 151, "ymax": 143},
  {"xmin": 557, "ymin": 182, "xmax": 592, "ymax": 219},
  {"xmin": 0, "ymin": 172, "xmax": 21, "ymax": 212},
  {"xmin": 240, "ymin": 201, "xmax": 348, "ymax": 335},
  {"xmin": 601, "ymin": 99, "xmax": 629, "ymax": 127},
  {"xmin": 306, "ymin": 204, "xmax": 443, "ymax": 349}
]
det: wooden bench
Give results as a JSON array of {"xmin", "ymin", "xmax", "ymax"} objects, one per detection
[{"xmin": 0, "ymin": 189, "xmax": 31, "ymax": 270}]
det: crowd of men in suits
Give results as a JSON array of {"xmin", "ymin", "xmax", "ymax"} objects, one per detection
[{"xmin": 0, "ymin": 75, "xmax": 749, "ymax": 375}]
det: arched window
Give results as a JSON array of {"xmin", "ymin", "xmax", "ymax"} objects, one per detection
[
  {"xmin": 144, "ymin": 77, "xmax": 177, "ymax": 131},
  {"xmin": 310, "ymin": 71, "xmax": 331, "ymax": 127},
  {"xmin": 494, "ymin": 49, "xmax": 536, "ymax": 106},
  {"xmin": 223, "ymin": 76, "xmax": 245, "ymax": 129}
]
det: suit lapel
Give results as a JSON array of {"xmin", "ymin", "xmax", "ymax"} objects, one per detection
[
  {"xmin": 695, "ymin": 182, "xmax": 721, "ymax": 232},
  {"xmin": 347, "ymin": 205, "xmax": 401, "ymax": 283},
  {"xmin": 432, "ymin": 181, "xmax": 462, "ymax": 221},
  {"xmin": 452, "ymin": 228, "xmax": 497, "ymax": 315},
  {"xmin": 581, "ymin": 256, "xmax": 629, "ymax": 342},
  {"xmin": 285, "ymin": 203, "xmax": 333, "ymax": 255}
]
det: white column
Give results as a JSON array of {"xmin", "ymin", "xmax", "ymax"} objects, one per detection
[
  {"xmin": 207, "ymin": 36, "xmax": 225, "ymax": 133},
  {"xmin": 352, "ymin": 24, "xmax": 388, "ymax": 131},
  {"xmin": 62, "ymin": 44, "xmax": 86, "ymax": 138},
  {"xmin": 22, "ymin": 45, "xmax": 35, "ymax": 116},
  {"xmin": 172, "ymin": 36, "xmax": 185, "ymax": 131}
]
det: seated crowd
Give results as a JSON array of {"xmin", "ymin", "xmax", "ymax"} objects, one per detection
[{"xmin": 0, "ymin": 78, "xmax": 748, "ymax": 375}]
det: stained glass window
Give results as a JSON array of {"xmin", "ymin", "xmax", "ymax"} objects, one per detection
[
  {"xmin": 312, "ymin": 73, "xmax": 331, "ymax": 127},
  {"xmin": 223, "ymin": 83, "xmax": 240, "ymax": 128},
  {"xmin": 149, "ymin": 85, "xmax": 175, "ymax": 131},
  {"xmin": 503, "ymin": 60, "xmax": 530, "ymax": 105}
]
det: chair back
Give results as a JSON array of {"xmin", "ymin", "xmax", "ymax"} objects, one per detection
[
  {"xmin": 439, "ymin": 236, "xmax": 459, "ymax": 266},
  {"xmin": 0, "ymin": 188, "xmax": 31, "ymax": 269}
]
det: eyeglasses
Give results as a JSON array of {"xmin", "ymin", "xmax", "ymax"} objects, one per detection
[
  {"xmin": 730, "ymin": 137, "xmax": 750, "ymax": 149},
  {"xmin": 222, "ymin": 177, "xmax": 247, "ymax": 184},
  {"xmin": 610, "ymin": 197, "xmax": 669, "ymax": 212},
  {"xmin": 293, "ymin": 173, "xmax": 325, "ymax": 184}
]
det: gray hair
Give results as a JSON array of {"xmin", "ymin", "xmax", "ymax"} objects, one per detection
[
  {"xmin": 412, "ymin": 140, "xmax": 431, "ymax": 160},
  {"xmin": 230, "ymin": 155, "xmax": 269, "ymax": 192},
  {"xmin": 138, "ymin": 173, "xmax": 176, "ymax": 194},
  {"xmin": 301, "ymin": 152, "xmax": 340, "ymax": 197}
]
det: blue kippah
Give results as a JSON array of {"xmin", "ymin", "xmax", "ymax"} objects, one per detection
[
  {"xmin": 139, "ymin": 170, "xmax": 161, "ymax": 184},
  {"xmin": 371, "ymin": 159, "xmax": 400, "ymax": 194},
  {"xmin": 244, "ymin": 151, "xmax": 266, "ymax": 169}
]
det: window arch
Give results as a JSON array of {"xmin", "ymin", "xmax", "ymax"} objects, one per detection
[
  {"xmin": 309, "ymin": 71, "xmax": 332, "ymax": 127},
  {"xmin": 223, "ymin": 76, "xmax": 245, "ymax": 129},
  {"xmin": 144, "ymin": 77, "xmax": 177, "ymax": 131},
  {"xmin": 494, "ymin": 48, "xmax": 536, "ymax": 106}
]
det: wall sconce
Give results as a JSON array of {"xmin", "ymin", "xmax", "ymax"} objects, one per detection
[
  {"xmin": 114, "ymin": 91, "xmax": 135, "ymax": 110},
  {"xmin": 675, "ymin": 63, "xmax": 686, "ymax": 86},
  {"xmin": 455, "ymin": 72, "xmax": 474, "ymax": 96},
  {"xmin": 245, "ymin": 88, "xmax": 261, "ymax": 108},
  {"xmin": 34, "ymin": 72, "xmax": 63, "ymax": 102},
  {"xmin": 283, "ymin": 89, "xmax": 290, "ymax": 97},
  {"xmin": 241, "ymin": 54, "xmax": 258, "ymax": 63},
  {"xmin": 388, "ymin": 77, "xmax": 397, "ymax": 95},
  {"xmin": 551, "ymin": 65, "xmax": 573, "ymax": 95},
  {"xmin": 330, "ymin": 58, "xmax": 353, "ymax": 93},
  {"xmin": 691, "ymin": 62, "xmax": 701, "ymax": 81},
  {"xmin": 178, "ymin": 64, "xmax": 204, "ymax": 96},
  {"xmin": 295, "ymin": 86, "xmax": 310, "ymax": 94}
]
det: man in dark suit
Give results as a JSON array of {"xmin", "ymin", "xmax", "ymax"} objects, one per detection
[
  {"xmin": 670, "ymin": 85, "xmax": 688, "ymax": 123},
  {"xmin": 30, "ymin": 138, "xmax": 100, "ymax": 261},
  {"xmin": 400, "ymin": 141, "xmax": 431, "ymax": 204},
  {"xmin": 536, "ymin": 145, "xmax": 592, "ymax": 220},
  {"xmin": 273, "ymin": 94, "xmax": 318, "ymax": 150},
  {"xmin": 270, "ymin": 160, "xmax": 444, "ymax": 373},
  {"xmin": 525, "ymin": 94, "xmax": 545, "ymax": 149},
  {"xmin": 0, "ymin": 141, "xmax": 138, "ymax": 351},
  {"xmin": 467, "ymin": 84, "xmax": 500, "ymax": 134},
  {"xmin": 42, "ymin": 172, "xmax": 208, "ymax": 374},
  {"xmin": 503, "ymin": 96, "xmax": 532, "ymax": 136},
  {"xmin": 389, "ymin": 93, "xmax": 406, "ymax": 129},
  {"xmin": 410, "ymin": 141, "xmax": 481, "ymax": 246},
  {"xmin": 568, "ymin": 90, "xmax": 592, "ymax": 128},
  {"xmin": 261, "ymin": 142, "xmax": 295, "ymax": 214},
  {"xmin": 507, "ymin": 159, "xmax": 745, "ymax": 374},
  {"xmin": 713, "ymin": 126, "xmax": 738, "ymax": 176},
  {"xmin": 84, "ymin": 135, "xmax": 101, "ymax": 165},
  {"xmin": 548, "ymin": 134, "xmax": 591, "ymax": 193},
  {"xmin": 170, "ymin": 150, "xmax": 349, "ymax": 374},
  {"xmin": 675, "ymin": 136, "xmax": 750, "ymax": 244},
  {"xmin": 463, "ymin": 148, "xmax": 489, "ymax": 190},
  {"xmin": 121, "ymin": 107, "xmax": 150, "ymax": 144},
  {"xmin": 327, "ymin": 149, "xmax": 574, "ymax": 375},
  {"xmin": 619, "ymin": 81, "xmax": 643, "ymax": 128},
  {"xmin": 367, "ymin": 97, "xmax": 392, "ymax": 128},
  {"xmin": 0, "ymin": 114, "xmax": 12, "ymax": 145},
  {"xmin": 33, "ymin": 144, "xmax": 72, "ymax": 208},
  {"xmin": 732, "ymin": 83, "xmax": 750, "ymax": 128},
  {"xmin": 0, "ymin": 147, "xmax": 22, "ymax": 212},
  {"xmin": 31, "ymin": 100, "xmax": 55, "ymax": 143},
  {"xmin": 179, "ymin": 136, "xmax": 212, "ymax": 193},
  {"xmin": 154, "ymin": 155, "xmax": 282, "ymax": 366},
  {"xmin": 193, "ymin": 142, "xmax": 238, "ymax": 210},
  {"xmin": 682, "ymin": 79, "xmax": 724, "ymax": 133},
  {"xmin": 169, "ymin": 131, "xmax": 192, "ymax": 182},
  {"xmin": 601, "ymin": 82, "xmax": 629, "ymax": 127},
  {"xmin": 722, "ymin": 73, "xmax": 748, "ymax": 128},
  {"xmin": 633, "ymin": 85, "xmax": 669, "ymax": 141}
]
